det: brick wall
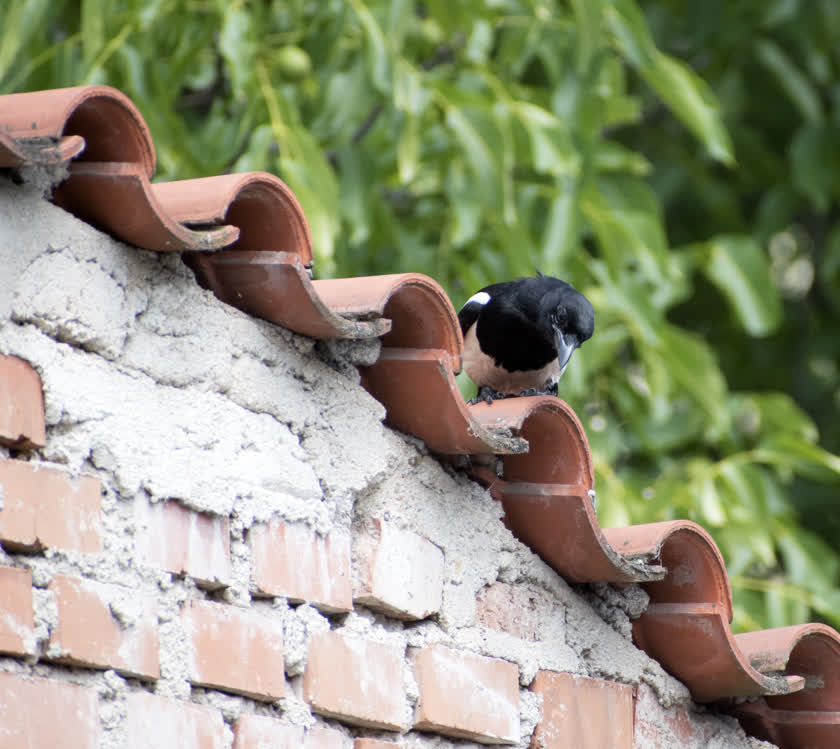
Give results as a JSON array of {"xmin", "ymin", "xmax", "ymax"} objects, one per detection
[{"xmin": 0, "ymin": 181, "xmax": 774, "ymax": 748}]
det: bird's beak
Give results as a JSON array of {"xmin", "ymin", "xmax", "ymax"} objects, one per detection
[{"xmin": 555, "ymin": 328, "xmax": 576, "ymax": 372}]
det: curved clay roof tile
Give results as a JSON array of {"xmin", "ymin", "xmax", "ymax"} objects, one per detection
[
  {"xmin": 154, "ymin": 173, "xmax": 313, "ymax": 264},
  {"xmin": 0, "ymin": 85, "xmax": 155, "ymax": 176},
  {"xmin": 186, "ymin": 251, "xmax": 389, "ymax": 340}
]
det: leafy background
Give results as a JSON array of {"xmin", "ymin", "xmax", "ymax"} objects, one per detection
[{"xmin": 5, "ymin": 0, "xmax": 840, "ymax": 632}]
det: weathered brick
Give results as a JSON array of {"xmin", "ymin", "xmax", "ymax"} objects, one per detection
[
  {"xmin": 633, "ymin": 682, "xmax": 718, "ymax": 748},
  {"xmin": 303, "ymin": 630, "xmax": 407, "ymax": 730},
  {"xmin": 354, "ymin": 741, "xmax": 402, "ymax": 749},
  {"xmin": 0, "ymin": 459, "xmax": 101, "ymax": 553},
  {"xmin": 476, "ymin": 581, "xmax": 561, "ymax": 642},
  {"xmin": 0, "ymin": 566, "xmax": 34, "ymax": 656},
  {"xmin": 530, "ymin": 671, "xmax": 633, "ymax": 749},
  {"xmin": 412, "ymin": 644, "xmax": 519, "ymax": 744},
  {"xmin": 250, "ymin": 520, "xmax": 352, "ymax": 613},
  {"xmin": 353, "ymin": 518, "xmax": 443, "ymax": 620},
  {"xmin": 0, "ymin": 354, "xmax": 46, "ymax": 450},
  {"xmin": 182, "ymin": 599, "xmax": 285, "ymax": 701},
  {"xmin": 233, "ymin": 715, "xmax": 345, "ymax": 748},
  {"xmin": 48, "ymin": 574, "xmax": 159, "ymax": 680},
  {"xmin": 136, "ymin": 497, "xmax": 231, "ymax": 588},
  {"xmin": 125, "ymin": 692, "xmax": 225, "ymax": 749},
  {"xmin": 306, "ymin": 726, "xmax": 347, "ymax": 749},
  {"xmin": 0, "ymin": 672, "xmax": 98, "ymax": 749}
]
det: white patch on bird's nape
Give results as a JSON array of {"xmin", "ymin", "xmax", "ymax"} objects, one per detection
[{"xmin": 466, "ymin": 291, "xmax": 490, "ymax": 305}]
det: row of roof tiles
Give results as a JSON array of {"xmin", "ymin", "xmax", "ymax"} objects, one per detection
[{"xmin": 2, "ymin": 85, "xmax": 839, "ymax": 748}]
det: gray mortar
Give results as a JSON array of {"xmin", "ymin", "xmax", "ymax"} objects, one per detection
[{"xmin": 0, "ymin": 179, "xmax": 776, "ymax": 749}]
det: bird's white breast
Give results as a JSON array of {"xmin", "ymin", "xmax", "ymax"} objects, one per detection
[{"xmin": 462, "ymin": 325, "xmax": 564, "ymax": 394}]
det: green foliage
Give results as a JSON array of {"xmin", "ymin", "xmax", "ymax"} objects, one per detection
[{"xmin": 6, "ymin": 0, "xmax": 840, "ymax": 632}]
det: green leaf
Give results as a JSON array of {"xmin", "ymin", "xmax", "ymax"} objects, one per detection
[
  {"xmin": 445, "ymin": 159, "xmax": 482, "ymax": 247},
  {"xmin": 606, "ymin": 0, "xmax": 734, "ymax": 164},
  {"xmin": 754, "ymin": 38, "xmax": 823, "ymax": 124},
  {"xmin": 348, "ymin": 0, "xmax": 391, "ymax": 93},
  {"xmin": 443, "ymin": 104, "xmax": 502, "ymax": 206},
  {"xmin": 590, "ymin": 262, "xmax": 663, "ymax": 345},
  {"xmin": 570, "ymin": 0, "xmax": 603, "ymax": 73},
  {"xmin": 756, "ymin": 434, "xmax": 840, "ymax": 482},
  {"xmin": 512, "ymin": 101, "xmax": 580, "ymax": 177},
  {"xmin": 703, "ymin": 235, "xmax": 782, "ymax": 337},
  {"xmin": 219, "ymin": 5, "xmax": 257, "ymax": 95},
  {"xmin": 583, "ymin": 178, "xmax": 674, "ymax": 288},
  {"xmin": 789, "ymin": 124, "xmax": 840, "ymax": 212},
  {"xmin": 593, "ymin": 140, "xmax": 650, "ymax": 175},
  {"xmin": 752, "ymin": 393, "xmax": 819, "ymax": 443},
  {"xmin": 656, "ymin": 326, "xmax": 729, "ymax": 436},
  {"xmin": 396, "ymin": 113, "xmax": 420, "ymax": 183},
  {"xmin": 541, "ymin": 185, "xmax": 578, "ymax": 270}
]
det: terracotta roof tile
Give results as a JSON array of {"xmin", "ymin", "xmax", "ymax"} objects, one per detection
[
  {"xmin": 0, "ymin": 85, "xmax": 154, "ymax": 170},
  {"xmin": 55, "ymin": 161, "xmax": 241, "ymax": 252},
  {"xmin": 734, "ymin": 624, "xmax": 840, "ymax": 746},
  {"xmin": 3, "ymin": 84, "xmax": 840, "ymax": 749},
  {"xmin": 187, "ymin": 251, "xmax": 389, "ymax": 339}
]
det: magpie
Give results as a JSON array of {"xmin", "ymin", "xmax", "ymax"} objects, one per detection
[{"xmin": 458, "ymin": 273, "xmax": 594, "ymax": 403}]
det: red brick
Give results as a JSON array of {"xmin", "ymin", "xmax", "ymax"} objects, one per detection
[
  {"xmin": 233, "ymin": 715, "xmax": 345, "ymax": 748},
  {"xmin": 530, "ymin": 671, "xmax": 633, "ymax": 749},
  {"xmin": 476, "ymin": 582, "xmax": 561, "ymax": 642},
  {"xmin": 0, "ymin": 459, "xmax": 101, "ymax": 553},
  {"xmin": 0, "ymin": 566, "xmax": 34, "ymax": 656},
  {"xmin": 182, "ymin": 599, "xmax": 285, "ymax": 701},
  {"xmin": 136, "ymin": 498, "xmax": 231, "ymax": 588},
  {"xmin": 48, "ymin": 574, "xmax": 159, "ymax": 680},
  {"xmin": 412, "ymin": 645, "xmax": 519, "ymax": 744},
  {"xmin": 0, "ymin": 355, "xmax": 46, "ymax": 450},
  {"xmin": 125, "ymin": 692, "xmax": 225, "ymax": 749},
  {"xmin": 633, "ymin": 682, "xmax": 713, "ymax": 747},
  {"xmin": 250, "ymin": 521, "xmax": 351, "ymax": 612},
  {"xmin": 303, "ymin": 630, "xmax": 406, "ymax": 730},
  {"xmin": 0, "ymin": 672, "xmax": 98, "ymax": 749},
  {"xmin": 305, "ymin": 727, "xmax": 347, "ymax": 749},
  {"xmin": 353, "ymin": 519, "xmax": 443, "ymax": 620}
]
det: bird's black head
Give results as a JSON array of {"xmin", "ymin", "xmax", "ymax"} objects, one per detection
[{"xmin": 536, "ymin": 280, "xmax": 595, "ymax": 369}]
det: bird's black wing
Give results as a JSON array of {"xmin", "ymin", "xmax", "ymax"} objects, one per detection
[
  {"xmin": 457, "ymin": 281, "xmax": 512, "ymax": 336},
  {"xmin": 475, "ymin": 287, "xmax": 556, "ymax": 372}
]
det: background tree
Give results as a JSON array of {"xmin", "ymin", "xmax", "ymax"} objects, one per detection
[{"xmin": 5, "ymin": 0, "xmax": 840, "ymax": 631}]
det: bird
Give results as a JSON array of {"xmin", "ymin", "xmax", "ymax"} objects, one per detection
[{"xmin": 457, "ymin": 273, "xmax": 594, "ymax": 403}]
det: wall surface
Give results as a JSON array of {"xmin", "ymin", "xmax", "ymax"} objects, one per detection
[{"xmin": 0, "ymin": 178, "xmax": 774, "ymax": 748}]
